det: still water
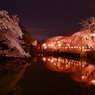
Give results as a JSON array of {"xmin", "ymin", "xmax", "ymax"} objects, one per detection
[{"xmin": 0, "ymin": 56, "xmax": 95, "ymax": 95}]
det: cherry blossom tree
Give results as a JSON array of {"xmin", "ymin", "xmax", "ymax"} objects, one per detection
[
  {"xmin": 0, "ymin": 10, "xmax": 30, "ymax": 58},
  {"xmin": 80, "ymin": 17, "xmax": 95, "ymax": 33}
]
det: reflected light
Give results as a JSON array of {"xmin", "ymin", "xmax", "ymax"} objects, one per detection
[{"xmin": 41, "ymin": 56, "xmax": 95, "ymax": 86}]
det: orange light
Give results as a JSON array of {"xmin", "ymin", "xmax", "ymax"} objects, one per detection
[
  {"xmin": 90, "ymin": 80, "xmax": 95, "ymax": 84},
  {"xmin": 42, "ymin": 57, "xmax": 46, "ymax": 61}
]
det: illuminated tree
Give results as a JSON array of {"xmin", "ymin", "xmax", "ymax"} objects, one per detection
[
  {"xmin": 0, "ymin": 10, "xmax": 30, "ymax": 57},
  {"xmin": 80, "ymin": 17, "xmax": 95, "ymax": 33},
  {"xmin": 19, "ymin": 23, "xmax": 31, "ymax": 53},
  {"xmin": 0, "ymin": 58, "xmax": 30, "ymax": 94}
]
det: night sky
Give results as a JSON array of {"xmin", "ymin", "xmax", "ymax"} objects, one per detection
[{"xmin": 0, "ymin": 0, "xmax": 95, "ymax": 40}]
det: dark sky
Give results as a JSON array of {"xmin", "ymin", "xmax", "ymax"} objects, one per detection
[{"xmin": 0, "ymin": 0, "xmax": 95, "ymax": 40}]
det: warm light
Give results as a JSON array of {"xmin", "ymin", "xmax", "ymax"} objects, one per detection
[
  {"xmin": 57, "ymin": 63, "xmax": 60, "ymax": 67},
  {"xmin": 57, "ymin": 64, "xmax": 60, "ymax": 67},
  {"xmin": 82, "ymin": 64, "xmax": 85, "ymax": 67},
  {"xmin": 48, "ymin": 44, "xmax": 50, "ymax": 47},
  {"xmin": 90, "ymin": 80, "xmax": 95, "ymax": 84},
  {"xmin": 81, "ymin": 75, "xmax": 86, "ymax": 79},
  {"xmin": 48, "ymin": 58, "xmax": 50, "ymax": 61},
  {"xmin": 79, "ymin": 46, "xmax": 81, "ymax": 48},
  {"xmin": 43, "ymin": 43, "xmax": 46, "ymax": 46},
  {"xmin": 58, "ymin": 58, "xmax": 61, "ymax": 62},
  {"xmin": 54, "ymin": 63, "xmax": 56, "ymax": 66},
  {"xmin": 51, "ymin": 43, "xmax": 54, "ymax": 47},
  {"xmin": 54, "ymin": 47, "xmax": 56, "ymax": 49},
  {"xmin": 44, "ymin": 46, "xmax": 47, "ymax": 49},
  {"xmin": 43, "ymin": 43, "xmax": 47, "ymax": 49},
  {"xmin": 60, "ymin": 67, "xmax": 63, "ymax": 70},
  {"xmin": 76, "ymin": 63, "xmax": 78, "ymax": 66},
  {"xmin": 66, "ymin": 64, "xmax": 68, "ymax": 67},
  {"xmin": 42, "ymin": 57, "xmax": 46, "ymax": 61},
  {"xmin": 88, "ymin": 46, "xmax": 91, "ymax": 48},
  {"xmin": 58, "ymin": 43, "xmax": 61, "ymax": 47},
  {"xmin": 51, "ymin": 59, "xmax": 54, "ymax": 62},
  {"xmin": 76, "ymin": 46, "xmax": 78, "ymax": 48}
]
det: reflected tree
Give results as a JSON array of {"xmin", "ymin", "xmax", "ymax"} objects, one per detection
[
  {"xmin": 0, "ymin": 58, "xmax": 30, "ymax": 95},
  {"xmin": 42, "ymin": 56, "xmax": 95, "ymax": 86}
]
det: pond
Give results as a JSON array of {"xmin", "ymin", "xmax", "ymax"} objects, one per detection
[{"xmin": 0, "ymin": 56, "xmax": 95, "ymax": 95}]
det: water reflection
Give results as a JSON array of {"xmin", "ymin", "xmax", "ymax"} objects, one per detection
[
  {"xmin": 0, "ymin": 58, "xmax": 30, "ymax": 95},
  {"xmin": 42, "ymin": 56, "xmax": 95, "ymax": 86},
  {"xmin": 1, "ymin": 57, "xmax": 95, "ymax": 95}
]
